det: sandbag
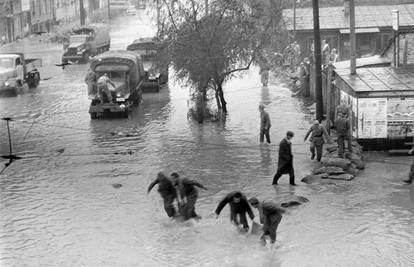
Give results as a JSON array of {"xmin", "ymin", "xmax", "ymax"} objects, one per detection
[
  {"xmin": 351, "ymin": 158, "xmax": 365, "ymax": 170},
  {"xmin": 326, "ymin": 146, "xmax": 338, "ymax": 153},
  {"xmin": 322, "ymin": 158, "xmax": 352, "ymax": 169},
  {"xmin": 323, "ymin": 173, "xmax": 355, "ymax": 181},
  {"xmin": 301, "ymin": 174, "xmax": 327, "ymax": 184},
  {"xmin": 313, "ymin": 166, "xmax": 345, "ymax": 175}
]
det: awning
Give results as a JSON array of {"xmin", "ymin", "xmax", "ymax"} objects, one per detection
[{"xmin": 339, "ymin": 27, "xmax": 380, "ymax": 34}]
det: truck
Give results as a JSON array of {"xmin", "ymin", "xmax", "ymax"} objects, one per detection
[
  {"xmin": 126, "ymin": 37, "xmax": 169, "ymax": 92},
  {"xmin": 88, "ymin": 50, "xmax": 145, "ymax": 119},
  {"xmin": 62, "ymin": 24, "xmax": 110, "ymax": 64},
  {"xmin": 0, "ymin": 53, "xmax": 42, "ymax": 94}
]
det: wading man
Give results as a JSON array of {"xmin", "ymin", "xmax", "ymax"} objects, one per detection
[
  {"xmin": 171, "ymin": 172, "xmax": 207, "ymax": 220},
  {"xmin": 272, "ymin": 131, "xmax": 296, "ymax": 185},
  {"xmin": 304, "ymin": 120, "xmax": 331, "ymax": 162},
  {"xmin": 215, "ymin": 191, "xmax": 255, "ymax": 232},
  {"xmin": 147, "ymin": 172, "xmax": 177, "ymax": 218},
  {"xmin": 248, "ymin": 197, "xmax": 285, "ymax": 246},
  {"xmin": 259, "ymin": 104, "xmax": 271, "ymax": 144},
  {"xmin": 335, "ymin": 113, "xmax": 352, "ymax": 158}
]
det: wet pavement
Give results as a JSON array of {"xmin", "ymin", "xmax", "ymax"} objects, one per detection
[{"xmin": 1, "ymin": 11, "xmax": 414, "ymax": 267}]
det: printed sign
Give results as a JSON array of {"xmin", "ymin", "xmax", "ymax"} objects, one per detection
[
  {"xmin": 387, "ymin": 98, "xmax": 414, "ymax": 138},
  {"xmin": 358, "ymin": 98, "xmax": 387, "ymax": 138}
]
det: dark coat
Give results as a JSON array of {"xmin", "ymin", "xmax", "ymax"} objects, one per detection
[
  {"xmin": 277, "ymin": 138, "xmax": 294, "ymax": 174},
  {"xmin": 215, "ymin": 191, "xmax": 254, "ymax": 220},
  {"xmin": 147, "ymin": 176, "xmax": 177, "ymax": 199},
  {"xmin": 175, "ymin": 178, "xmax": 205, "ymax": 198}
]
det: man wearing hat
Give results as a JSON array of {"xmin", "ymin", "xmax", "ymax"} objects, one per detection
[
  {"xmin": 304, "ymin": 120, "xmax": 331, "ymax": 162},
  {"xmin": 272, "ymin": 131, "xmax": 296, "ymax": 185},
  {"xmin": 248, "ymin": 197, "xmax": 285, "ymax": 246}
]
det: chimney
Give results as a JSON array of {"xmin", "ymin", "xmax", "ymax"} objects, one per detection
[{"xmin": 343, "ymin": 0, "xmax": 350, "ymax": 16}]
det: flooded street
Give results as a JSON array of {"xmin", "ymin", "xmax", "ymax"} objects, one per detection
[{"xmin": 1, "ymin": 12, "xmax": 414, "ymax": 267}]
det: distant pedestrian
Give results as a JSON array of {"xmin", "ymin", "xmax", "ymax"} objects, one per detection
[
  {"xmin": 171, "ymin": 172, "xmax": 207, "ymax": 220},
  {"xmin": 259, "ymin": 104, "xmax": 271, "ymax": 144},
  {"xmin": 147, "ymin": 172, "xmax": 178, "ymax": 218},
  {"xmin": 259, "ymin": 66, "xmax": 269, "ymax": 86},
  {"xmin": 272, "ymin": 131, "xmax": 296, "ymax": 185},
  {"xmin": 215, "ymin": 191, "xmax": 255, "ymax": 232},
  {"xmin": 335, "ymin": 113, "xmax": 352, "ymax": 158},
  {"xmin": 248, "ymin": 197, "xmax": 285, "ymax": 246},
  {"xmin": 404, "ymin": 146, "xmax": 414, "ymax": 184},
  {"xmin": 329, "ymin": 48, "xmax": 339, "ymax": 63},
  {"xmin": 304, "ymin": 120, "xmax": 331, "ymax": 162}
]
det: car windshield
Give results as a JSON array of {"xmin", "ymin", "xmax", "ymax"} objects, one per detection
[
  {"xmin": 0, "ymin": 58, "xmax": 13, "ymax": 68},
  {"xmin": 70, "ymin": 36, "xmax": 87, "ymax": 43}
]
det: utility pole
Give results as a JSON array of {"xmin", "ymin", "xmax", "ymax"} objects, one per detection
[
  {"xmin": 107, "ymin": 0, "xmax": 111, "ymax": 20},
  {"xmin": 349, "ymin": 0, "xmax": 356, "ymax": 75},
  {"xmin": 312, "ymin": 0, "xmax": 323, "ymax": 122},
  {"xmin": 80, "ymin": 0, "xmax": 86, "ymax": 25},
  {"xmin": 293, "ymin": 0, "xmax": 296, "ymax": 39},
  {"xmin": 205, "ymin": 0, "xmax": 208, "ymax": 16}
]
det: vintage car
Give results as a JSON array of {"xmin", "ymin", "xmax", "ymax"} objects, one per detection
[
  {"xmin": 88, "ymin": 50, "xmax": 145, "ymax": 119},
  {"xmin": 126, "ymin": 37, "xmax": 169, "ymax": 92},
  {"xmin": 62, "ymin": 24, "xmax": 110, "ymax": 64}
]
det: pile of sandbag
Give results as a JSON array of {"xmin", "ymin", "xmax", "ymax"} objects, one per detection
[{"xmin": 301, "ymin": 141, "xmax": 365, "ymax": 184}]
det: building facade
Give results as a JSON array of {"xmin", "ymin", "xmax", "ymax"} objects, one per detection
[
  {"xmin": 29, "ymin": 0, "xmax": 55, "ymax": 32},
  {"xmin": 0, "ymin": 0, "xmax": 23, "ymax": 44},
  {"xmin": 283, "ymin": 3, "xmax": 414, "ymax": 61}
]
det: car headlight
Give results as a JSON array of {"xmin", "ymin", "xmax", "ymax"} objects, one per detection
[{"xmin": 5, "ymin": 81, "xmax": 10, "ymax": 87}]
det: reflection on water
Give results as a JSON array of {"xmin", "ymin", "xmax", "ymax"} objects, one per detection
[{"xmin": 1, "ymin": 14, "xmax": 414, "ymax": 267}]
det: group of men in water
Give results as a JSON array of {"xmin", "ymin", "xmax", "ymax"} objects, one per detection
[{"xmin": 147, "ymin": 172, "xmax": 285, "ymax": 246}]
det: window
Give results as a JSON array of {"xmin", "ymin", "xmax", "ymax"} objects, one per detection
[{"xmin": 15, "ymin": 58, "xmax": 21, "ymax": 65}]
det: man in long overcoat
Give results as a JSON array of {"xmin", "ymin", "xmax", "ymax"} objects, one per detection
[{"xmin": 272, "ymin": 131, "xmax": 296, "ymax": 185}]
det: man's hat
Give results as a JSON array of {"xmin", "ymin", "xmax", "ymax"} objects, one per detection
[{"xmin": 314, "ymin": 120, "xmax": 320, "ymax": 125}]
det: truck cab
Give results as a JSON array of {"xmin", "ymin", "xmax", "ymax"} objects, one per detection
[
  {"xmin": 126, "ymin": 37, "xmax": 169, "ymax": 92},
  {"xmin": 62, "ymin": 24, "xmax": 110, "ymax": 64},
  {"xmin": 0, "ymin": 53, "xmax": 41, "ymax": 93}
]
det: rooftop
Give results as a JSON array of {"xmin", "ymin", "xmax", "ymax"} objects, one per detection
[
  {"xmin": 335, "ymin": 66, "xmax": 414, "ymax": 94},
  {"xmin": 283, "ymin": 4, "xmax": 414, "ymax": 31}
]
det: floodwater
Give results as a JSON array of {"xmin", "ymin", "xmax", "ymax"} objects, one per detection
[{"xmin": 1, "ymin": 11, "xmax": 414, "ymax": 267}]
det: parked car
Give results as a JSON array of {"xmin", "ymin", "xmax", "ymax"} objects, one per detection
[
  {"xmin": 88, "ymin": 50, "xmax": 145, "ymax": 119},
  {"xmin": 0, "ymin": 53, "xmax": 41, "ymax": 94},
  {"xmin": 62, "ymin": 24, "xmax": 110, "ymax": 64},
  {"xmin": 126, "ymin": 37, "xmax": 169, "ymax": 92}
]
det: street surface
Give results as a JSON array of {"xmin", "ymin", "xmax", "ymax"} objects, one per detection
[{"xmin": 1, "ymin": 11, "xmax": 414, "ymax": 267}]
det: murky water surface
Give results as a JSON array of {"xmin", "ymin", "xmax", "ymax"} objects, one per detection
[{"xmin": 1, "ymin": 13, "xmax": 413, "ymax": 267}]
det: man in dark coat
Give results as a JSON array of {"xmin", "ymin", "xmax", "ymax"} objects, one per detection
[
  {"xmin": 272, "ymin": 131, "xmax": 296, "ymax": 185},
  {"xmin": 147, "ymin": 172, "xmax": 177, "ymax": 218},
  {"xmin": 215, "ymin": 191, "xmax": 255, "ymax": 232},
  {"xmin": 249, "ymin": 197, "xmax": 285, "ymax": 246},
  {"xmin": 171, "ymin": 172, "xmax": 207, "ymax": 220},
  {"xmin": 404, "ymin": 146, "xmax": 414, "ymax": 184}
]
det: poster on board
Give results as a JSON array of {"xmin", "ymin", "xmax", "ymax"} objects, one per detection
[
  {"xmin": 358, "ymin": 98, "xmax": 387, "ymax": 138},
  {"xmin": 387, "ymin": 98, "xmax": 414, "ymax": 138}
]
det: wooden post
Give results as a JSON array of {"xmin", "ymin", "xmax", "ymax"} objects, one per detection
[
  {"xmin": 349, "ymin": 0, "xmax": 356, "ymax": 75},
  {"xmin": 312, "ymin": 0, "xmax": 323, "ymax": 122}
]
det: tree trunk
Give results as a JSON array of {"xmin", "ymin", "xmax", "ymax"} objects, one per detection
[{"xmin": 217, "ymin": 82, "xmax": 227, "ymax": 113}]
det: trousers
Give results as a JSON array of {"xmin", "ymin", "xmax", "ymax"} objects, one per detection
[{"xmin": 260, "ymin": 128, "xmax": 271, "ymax": 143}]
